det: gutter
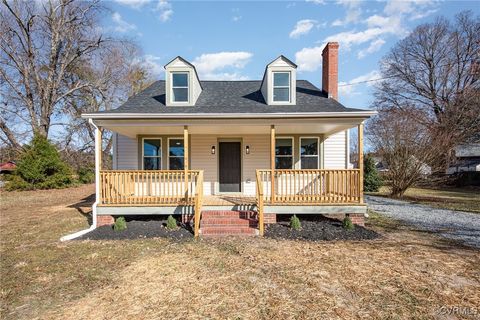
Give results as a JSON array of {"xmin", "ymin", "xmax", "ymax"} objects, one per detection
[
  {"xmin": 60, "ymin": 119, "xmax": 99, "ymax": 241},
  {"xmin": 81, "ymin": 111, "xmax": 377, "ymax": 120}
]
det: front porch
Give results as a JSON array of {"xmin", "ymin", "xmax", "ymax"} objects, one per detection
[{"xmin": 91, "ymin": 118, "xmax": 366, "ymax": 237}]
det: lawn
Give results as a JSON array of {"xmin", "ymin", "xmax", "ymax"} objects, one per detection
[
  {"xmin": 1, "ymin": 185, "xmax": 479, "ymax": 319},
  {"xmin": 370, "ymin": 186, "xmax": 480, "ymax": 213}
]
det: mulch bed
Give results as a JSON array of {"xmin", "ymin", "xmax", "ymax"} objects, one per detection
[
  {"xmin": 265, "ymin": 215, "xmax": 380, "ymax": 241},
  {"xmin": 77, "ymin": 216, "xmax": 193, "ymax": 241}
]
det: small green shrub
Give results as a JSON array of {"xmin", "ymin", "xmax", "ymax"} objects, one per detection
[
  {"xmin": 364, "ymin": 154, "xmax": 382, "ymax": 192},
  {"xmin": 114, "ymin": 217, "xmax": 127, "ymax": 231},
  {"xmin": 289, "ymin": 215, "xmax": 301, "ymax": 230},
  {"xmin": 166, "ymin": 215, "xmax": 177, "ymax": 230},
  {"xmin": 77, "ymin": 167, "xmax": 95, "ymax": 184},
  {"xmin": 6, "ymin": 134, "xmax": 73, "ymax": 191},
  {"xmin": 343, "ymin": 216, "xmax": 355, "ymax": 230}
]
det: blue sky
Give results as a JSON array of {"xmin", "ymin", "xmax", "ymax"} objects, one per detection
[{"xmin": 105, "ymin": 0, "xmax": 479, "ymax": 110}]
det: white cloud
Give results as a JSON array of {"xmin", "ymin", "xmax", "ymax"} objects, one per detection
[
  {"xmin": 289, "ymin": 19, "xmax": 317, "ymax": 39},
  {"xmin": 305, "ymin": 0, "xmax": 326, "ymax": 4},
  {"xmin": 295, "ymin": 45, "xmax": 325, "ymax": 72},
  {"xmin": 331, "ymin": 0, "xmax": 362, "ymax": 26},
  {"xmin": 357, "ymin": 38, "xmax": 386, "ymax": 59},
  {"xmin": 138, "ymin": 55, "xmax": 163, "ymax": 77},
  {"xmin": 114, "ymin": 0, "xmax": 150, "ymax": 9},
  {"xmin": 192, "ymin": 52, "xmax": 253, "ymax": 80},
  {"xmin": 338, "ymin": 70, "xmax": 380, "ymax": 96},
  {"xmin": 232, "ymin": 15, "xmax": 242, "ymax": 22},
  {"xmin": 155, "ymin": 0, "xmax": 173, "ymax": 22},
  {"xmin": 111, "ymin": 12, "xmax": 137, "ymax": 33}
]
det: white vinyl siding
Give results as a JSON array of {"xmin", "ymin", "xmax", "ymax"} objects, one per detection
[
  {"xmin": 115, "ymin": 134, "xmax": 138, "ymax": 170},
  {"xmin": 323, "ymin": 130, "xmax": 348, "ymax": 169},
  {"xmin": 243, "ymin": 135, "xmax": 270, "ymax": 196},
  {"xmin": 190, "ymin": 135, "xmax": 217, "ymax": 195}
]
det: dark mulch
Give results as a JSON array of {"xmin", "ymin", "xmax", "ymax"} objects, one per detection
[
  {"xmin": 77, "ymin": 216, "xmax": 193, "ymax": 241},
  {"xmin": 265, "ymin": 215, "xmax": 380, "ymax": 241}
]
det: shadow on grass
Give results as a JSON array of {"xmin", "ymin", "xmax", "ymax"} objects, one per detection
[
  {"xmin": 368, "ymin": 210, "xmax": 478, "ymax": 253},
  {"xmin": 68, "ymin": 193, "xmax": 95, "ymax": 226}
]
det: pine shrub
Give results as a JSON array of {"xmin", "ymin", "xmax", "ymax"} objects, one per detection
[
  {"xmin": 114, "ymin": 216, "xmax": 127, "ymax": 231},
  {"xmin": 166, "ymin": 215, "xmax": 178, "ymax": 230},
  {"xmin": 364, "ymin": 154, "xmax": 382, "ymax": 192},
  {"xmin": 77, "ymin": 167, "xmax": 95, "ymax": 184},
  {"xmin": 6, "ymin": 135, "xmax": 73, "ymax": 190},
  {"xmin": 343, "ymin": 216, "xmax": 355, "ymax": 230},
  {"xmin": 289, "ymin": 215, "xmax": 302, "ymax": 230}
]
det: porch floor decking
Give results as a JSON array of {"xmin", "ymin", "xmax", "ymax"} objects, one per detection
[{"xmin": 203, "ymin": 195, "xmax": 257, "ymax": 206}]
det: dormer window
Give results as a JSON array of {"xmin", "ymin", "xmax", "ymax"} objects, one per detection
[
  {"xmin": 260, "ymin": 55, "xmax": 297, "ymax": 105},
  {"xmin": 273, "ymin": 72, "xmax": 290, "ymax": 102},
  {"xmin": 172, "ymin": 72, "xmax": 189, "ymax": 103}
]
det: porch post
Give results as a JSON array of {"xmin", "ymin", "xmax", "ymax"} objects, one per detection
[
  {"xmin": 93, "ymin": 121, "xmax": 102, "ymax": 223},
  {"xmin": 358, "ymin": 122, "xmax": 364, "ymax": 203},
  {"xmin": 270, "ymin": 125, "xmax": 275, "ymax": 203},
  {"xmin": 184, "ymin": 125, "xmax": 189, "ymax": 197}
]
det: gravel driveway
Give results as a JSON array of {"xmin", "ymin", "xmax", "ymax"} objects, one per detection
[{"xmin": 366, "ymin": 195, "xmax": 480, "ymax": 248}]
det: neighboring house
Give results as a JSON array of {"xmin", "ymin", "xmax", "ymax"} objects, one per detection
[
  {"xmin": 81, "ymin": 42, "xmax": 376, "ymax": 237},
  {"xmin": 0, "ymin": 161, "xmax": 16, "ymax": 173},
  {"xmin": 447, "ymin": 142, "xmax": 480, "ymax": 174}
]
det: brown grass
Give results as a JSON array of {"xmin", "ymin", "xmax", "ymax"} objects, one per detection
[
  {"xmin": 370, "ymin": 186, "xmax": 480, "ymax": 213},
  {"xmin": 1, "ymin": 185, "xmax": 479, "ymax": 319}
]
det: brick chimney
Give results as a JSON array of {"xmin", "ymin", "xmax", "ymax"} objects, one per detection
[{"xmin": 322, "ymin": 42, "xmax": 339, "ymax": 100}]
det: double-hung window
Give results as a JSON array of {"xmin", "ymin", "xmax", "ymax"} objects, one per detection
[
  {"xmin": 168, "ymin": 138, "xmax": 185, "ymax": 170},
  {"xmin": 273, "ymin": 72, "xmax": 290, "ymax": 102},
  {"xmin": 300, "ymin": 137, "xmax": 319, "ymax": 169},
  {"xmin": 275, "ymin": 138, "xmax": 293, "ymax": 169},
  {"xmin": 172, "ymin": 72, "xmax": 189, "ymax": 103},
  {"xmin": 143, "ymin": 138, "xmax": 161, "ymax": 170}
]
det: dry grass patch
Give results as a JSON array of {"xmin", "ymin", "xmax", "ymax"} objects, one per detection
[
  {"xmin": 370, "ymin": 186, "xmax": 480, "ymax": 213},
  {"xmin": 1, "ymin": 185, "xmax": 479, "ymax": 320}
]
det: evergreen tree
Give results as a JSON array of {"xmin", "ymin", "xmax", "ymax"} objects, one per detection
[{"xmin": 364, "ymin": 154, "xmax": 382, "ymax": 192}]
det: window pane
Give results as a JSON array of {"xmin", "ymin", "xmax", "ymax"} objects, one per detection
[
  {"xmin": 143, "ymin": 139, "xmax": 161, "ymax": 157},
  {"xmin": 275, "ymin": 157, "xmax": 293, "ymax": 169},
  {"xmin": 169, "ymin": 157, "xmax": 184, "ymax": 170},
  {"xmin": 301, "ymin": 156, "xmax": 318, "ymax": 169},
  {"xmin": 172, "ymin": 73, "xmax": 188, "ymax": 87},
  {"xmin": 144, "ymin": 157, "xmax": 161, "ymax": 170},
  {"xmin": 169, "ymin": 139, "xmax": 184, "ymax": 156},
  {"xmin": 275, "ymin": 138, "xmax": 292, "ymax": 155},
  {"xmin": 301, "ymin": 138, "xmax": 318, "ymax": 156},
  {"xmin": 273, "ymin": 88, "xmax": 289, "ymax": 102},
  {"xmin": 173, "ymin": 88, "xmax": 188, "ymax": 102},
  {"xmin": 273, "ymin": 72, "xmax": 289, "ymax": 86}
]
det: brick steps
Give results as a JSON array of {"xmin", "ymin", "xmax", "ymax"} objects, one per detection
[{"xmin": 200, "ymin": 210, "xmax": 259, "ymax": 237}]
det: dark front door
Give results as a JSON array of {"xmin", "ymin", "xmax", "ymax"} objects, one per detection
[{"xmin": 219, "ymin": 142, "xmax": 241, "ymax": 192}]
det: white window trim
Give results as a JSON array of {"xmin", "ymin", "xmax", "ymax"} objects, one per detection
[
  {"xmin": 170, "ymin": 72, "xmax": 190, "ymax": 104},
  {"xmin": 299, "ymin": 136, "xmax": 320, "ymax": 169},
  {"xmin": 167, "ymin": 137, "xmax": 185, "ymax": 170},
  {"xmin": 272, "ymin": 71, "xmax": 291, "ymax": 103},
  {"xmin": 142, "ymin": 137, "xmax": 162, "ymax": 170},
  {"xmin": 275, "ymin": 136, "xmax": 294, "ymax": 169}
]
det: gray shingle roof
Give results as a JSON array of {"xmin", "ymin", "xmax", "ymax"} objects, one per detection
[{"xmin": 95, "ymin": 80, "xmax": 366, "ymax": 114}]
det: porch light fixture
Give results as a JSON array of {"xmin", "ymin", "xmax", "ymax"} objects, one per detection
[
  {"xmin": 246, "ymin": 145, "xmax": 250, "ymax": 154},
  {"xmin": 211, "ymin": 146, "xmax": 216, "ymax": 155}
]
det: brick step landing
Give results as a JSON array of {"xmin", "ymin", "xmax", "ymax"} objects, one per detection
[{"xmin": 200, "ymin": 210, "xmax": 259, "ymax": 237}]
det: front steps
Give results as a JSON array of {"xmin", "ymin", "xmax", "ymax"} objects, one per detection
[{"xmin": 200, "ymin": 210, "xmax": 259, "ymax": 237}]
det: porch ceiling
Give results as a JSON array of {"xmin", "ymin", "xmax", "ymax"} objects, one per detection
[{"xmin": 94, "ymin": 118, "xmax": 365, "ymax": 138}]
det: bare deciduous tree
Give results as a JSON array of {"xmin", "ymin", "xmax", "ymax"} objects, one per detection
[
  {"xmin": 367, "ymin": 107, "xmax": 443, "ymax": 197},
  {"xmin": 374, "ymin": 11, "xmax": 480, "ymax": 170},
  {"xmin": 0, "ymin": 0, "xmax": 106, "ymax": 148}
]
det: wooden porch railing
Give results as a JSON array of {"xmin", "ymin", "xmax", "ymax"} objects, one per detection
[
  {"xmin": 255, "ymin": 170, "xmax": 265, "ymax": 236},
  {"xmin": 256, "ymin": 169, "xmax": 362, "ymax": 204},
  {"xmin": 99, "ymin": 170, "xmax": 202, "ymax": 206},
  {"xmin": 193, "ymin": 171, "xmax": 204, "ymax": 238}
]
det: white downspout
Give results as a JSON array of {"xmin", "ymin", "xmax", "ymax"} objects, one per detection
[{"xmin": 60, "ymin": 119, "xmax": 100, "ymax": 241}]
